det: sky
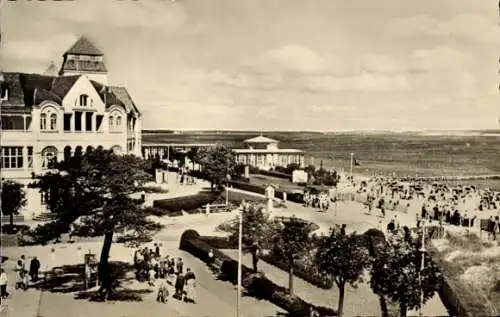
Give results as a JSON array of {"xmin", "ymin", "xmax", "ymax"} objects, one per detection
[{"xmin": 1, "ymin": 0, "xmax": 499, "ymax": 131}]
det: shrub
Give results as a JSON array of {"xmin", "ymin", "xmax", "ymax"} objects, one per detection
[
  {"xmin": 259, "ymin": 253, "xmax": 333, "ymax": 289},
  {"xmin": 153, "ymin": 190, "xmax": 220, "ymax": 212},
  {"xmin": 200, "ymin": 236, "xmax": 237, "ymax": 249},
  {"xmin": 257, "ymin": 169, "xmax": 291, "ymax": 180},
  {"xmin": 225, "ymin": 181, "xmax": 266, "ymax": 195}
]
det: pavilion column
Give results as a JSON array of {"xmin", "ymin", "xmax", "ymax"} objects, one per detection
[{"xmin": 22, "ymin": 146, "xmax": 28, "ymax": 170}]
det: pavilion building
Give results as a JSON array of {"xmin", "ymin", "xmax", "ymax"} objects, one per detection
[{"xmin": 233, "ymin": 135, "xmax": 305, "ymax": 171}]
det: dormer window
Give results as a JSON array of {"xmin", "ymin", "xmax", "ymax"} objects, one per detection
[
  {"xmin": 40, "ymin": 107, "xmax": 58, "ymax": 131},
  {"xmin": 109, "ymin": 110, "xmax": 123, "ymax": 132},
  {"xmin": 79, "ymin": 94, "xmax": 88, "ymax": 107}
]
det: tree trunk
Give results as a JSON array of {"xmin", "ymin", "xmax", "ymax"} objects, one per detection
[
  {"xmin": 288, "ymin": 262, "xmax": 294, "ymax": 294},
  {"xmin": 251, "ymin": 250, "xmax": 258, "ymax": 272},
  {"xmin": 98, "ymin": 231, "xmax": 114, "ymax": 300},
  {"xmin": 378, "ymin": 295, "xmax": 389, "ymax": 317},
  {"xmin": 9, "ymin": 213, "xmax": 14, "ymax": 227},
  {"xmin": 337, "ymin": 282, "xmax": 345, "ymax": 317},
  {"xmin": 399, "ymin": 303, "xmax": 407, "ymax": 317}
]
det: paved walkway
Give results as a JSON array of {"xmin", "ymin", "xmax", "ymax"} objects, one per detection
[{"xmin": 2, "ymin": 240, "xmax": 284, "ymax": 317}]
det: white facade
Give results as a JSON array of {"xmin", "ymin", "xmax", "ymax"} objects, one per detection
[
  {"xmin": 233, "ymin": 136, "xmax": 305, "ymax": 171},
  {"xmin": 0, "ymin": 36, "xmax": 142, "ymax": 219}
]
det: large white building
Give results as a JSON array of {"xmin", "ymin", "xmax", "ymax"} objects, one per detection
[
  {"xmin": 0, "ymin": 36, "xmax": 142, "ymax": 219},
  {"xmin": 233, "ymin": 135, "xmax": 305, "ymax": 171}
]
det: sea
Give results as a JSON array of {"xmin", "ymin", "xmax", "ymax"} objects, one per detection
[{"xmin": 142, "ymin": 131, "xmax": 500, "ymax": 190}]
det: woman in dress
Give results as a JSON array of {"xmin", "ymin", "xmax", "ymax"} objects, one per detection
[{"xmin": 183, "ymin": 268, "xmax": 196, "ymax": 303}]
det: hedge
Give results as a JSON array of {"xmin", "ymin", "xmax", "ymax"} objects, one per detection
[
  {"xmin": 256, "ymin": 169, "xmax": 292, "ymax": 180},
  {"xmin": 180, "ymin": 230, "xmax": 337, "ymax": 316},
  {"xmin": 153, "ymin": 190, "xmax": 220, "ymax": 212},
  {"xmin": 259, "ymin": 253, "xmax": 333, "ymax": 289},
  {"xmin": 225, "ymin": 180, "xmax": 304, "ymax": 204}
]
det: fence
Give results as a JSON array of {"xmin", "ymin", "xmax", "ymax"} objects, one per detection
[{"xmin": 0, "ymin": 214, "xmax": 25, "ymax": 224}]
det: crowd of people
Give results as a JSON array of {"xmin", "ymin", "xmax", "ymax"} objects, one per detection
[
  {"xmin": 133, "ymin": 243, "xmax": 197, "ymax": 304},
  {"xmin": 350, "ymin": 176, "xmax": 500, "ymax": 238}
]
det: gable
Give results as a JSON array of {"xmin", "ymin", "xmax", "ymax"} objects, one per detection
[{"xmin": 61, "ymin": 75, "xmax": 106, "ymax": 112}]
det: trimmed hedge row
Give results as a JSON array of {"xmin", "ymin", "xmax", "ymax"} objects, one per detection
[
  {"xmin": 259, "ymin": 253, "xmax": 333, "ymax": 289},
  {"xmin": 225, "ymin": 180, "xmax": 304, "ymax": 204},
  {"xmin": 256, "ymin": 169, "xmax": 292, "ymax": 180},
  {"xmin": 199, "ymin": 236, "xmax": 333, "ymax": 289},
  {"xmin": 153, "ymin": 190, "xmax": 220, "ymax": 213},
  {"xmin": 180, "ymin": 230, "xmax": 337, "ymax": 316}
]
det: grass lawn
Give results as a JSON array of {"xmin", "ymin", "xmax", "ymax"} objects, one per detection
[{"xmin": 430, "ymin": 232, "xmax": 500, "ymax": 315}]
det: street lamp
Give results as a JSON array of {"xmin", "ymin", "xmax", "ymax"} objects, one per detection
[
  {"xmin": 236, "ymin": 200, "xmax": 246, "ymax": 317},
  {"xmin": 419, "ymin": 218, "xmax": 427, "ymax": 317}
]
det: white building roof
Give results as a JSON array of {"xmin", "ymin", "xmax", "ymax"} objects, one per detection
[
  {"xmin": 233, "ymin": 149, "xmax": 303, "ymax": 154},
  {"xmin": 243, "ymin": 135, "xmax": 279, "ymax": 144}
]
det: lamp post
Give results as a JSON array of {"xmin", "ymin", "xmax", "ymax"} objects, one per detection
[
  {"xmin": 419, "ymin": 218, "xmax": 427, "ymax": 317},
  {"xmin": 236, "ymin": 201, "xmax": 245, "ymax": 317}
]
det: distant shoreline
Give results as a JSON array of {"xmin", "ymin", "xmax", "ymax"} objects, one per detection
[{"xmin": 142, "ymin": 130, "xmax": 500, "ymax": 136}]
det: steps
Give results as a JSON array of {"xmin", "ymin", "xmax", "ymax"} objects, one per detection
[{"xmin": 32, "ymin": 213, "xmax": 56, "ymax": 222}]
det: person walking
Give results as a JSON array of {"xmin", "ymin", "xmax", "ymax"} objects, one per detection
[
  {"xmin": 184, "ymin": 268, "xmax": 196, "ymax": 303},
  {"xmin": 29, "ymin": 256, "xmax": 40, "ymax": 283},
  {"xmin": 156, "ymin": 277, "xmax": 169, "ymax": 303},
  {"xmin": 176, "ymin": 258, "xmax": 184, "ymax": 275},
  {"xmin": 0, "ymin": 269, "xmax": 8, "ymax": 300},
  {"xmin": 174, "ymin": 273, "xmax": 185, "ymax": 300}
]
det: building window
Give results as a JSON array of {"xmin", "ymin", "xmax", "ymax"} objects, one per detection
[
  {"xmin": 109, "ymin": 116, "xmax": 114, "ymax": 130},
  {"xmin": 79, "ymin": 95, "xmax": 88, "ymax": 107},
  {"xmin": 40, "ymin": 113, "xmax": 47, "ymax": 130},
  {"xmin": 64, "ymin": 114, "xmax": 72, "ymax": 131},
  {"xmin": 85, "ymin": 112, "xmax": 93, "ymax": 131},
  {"xmin": 50, "ymin": 113, "xmax": 57, "ymax": 130},
  {"xmin": 41, "ymin": 108, "xmax": 57, "ymax": 131},
  {"xmin": 75, "ymin": 112, "xmax": 82, "ymax": 131},
  {"xmin": 41, "ymin": 146, "xmax": 58, "ymax": 169},
  {"xmin": 1, "ymin": 117, "xmax": 13, "ymax": 130},
  {"xmin": 116, "ymin": 116, "xmax": 122, "ymax": 128},
  {"xmin": 96, "ymin": 115, "xmax": 103, "ymax": 131},
  {"xmin": 1, "ymin": 88, "xmax": 8, "ymax": 100},
  {"xmin": 1, "ymin": 146, "xmax": 23, "ymax": 169}
]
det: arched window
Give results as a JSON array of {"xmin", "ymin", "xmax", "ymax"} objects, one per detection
[
  {"xmin": 116, "ymin": 116, "xmax": 122, "ymax": 129},
  {"xmin": 50, "ymin": 113, "xmax": 57, "ymax": 130},
  {"xmin": 109, "ymin": 116, "xmax": 114, "ymax": 130},
  {"xmin": 40, "ymin": 107, "xmax": 58, "ymax": 131},
  {"xmin": 111, "ymin": 145, "xmax": 122, "ymax": 155},
  {"xmin": 41, "ymin": 146, "xmax": 58, "ymax": 169},
  {"xmin": 40, "ymin": 113, "xmax": 47, "ymax": 130}
]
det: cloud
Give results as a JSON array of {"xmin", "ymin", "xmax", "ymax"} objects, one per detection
[
  {"xmin": 407, "ymin": 47, "xmax": 468, "ymax": 71},
  {"xmin": 388, "ymin": 13, "xmax": 499, "ymax": 44},
  {"xmin": 304, "ymin": 73, "xmax": 410, "ymax": 92},
  {"xmin": 256, "ymin": 45, "xmax": 335, "ymax": 75}
]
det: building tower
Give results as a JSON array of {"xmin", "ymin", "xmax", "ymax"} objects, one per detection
[{"xmin": 59, "ymin": 35, "xmax": 108, "ymax": 85}]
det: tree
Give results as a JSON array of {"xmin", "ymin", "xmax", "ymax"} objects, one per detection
[
  {"xmin": 369, "ymin": 231, "xmax": 441, "ymax": 317},
  {"xmin": 227, "ymin": 203, "xmax": 272, "ymax": 272},
  {"xmin": 196, "ymin": 146, "xmax": 236, "ymax": 191},
  {"xmin": 186, "ymin": 147, "xmax": 199, "ymax": 170},
  {"xmin": 1, "ymin": 180, "xmax": 27, "ymax": 227},
  {"xmin": 30, "ymin": 147, "xmax": 161, "ymax": 300},
  {"xmin": 315, "ymin": 228, "xmax": 370, "ymax": 317},
  {"xmin": 269, "ymin": 216, "xmax": 314, "ymax": 294}
]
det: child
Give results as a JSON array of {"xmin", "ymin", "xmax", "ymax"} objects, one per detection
[
  {"xmin": 148, "ymin": 267, "xmax": 156, "ymax": 287},
  {"xmin": 156, "ymin": 278, "xmax": 169, "ymax": 303}
]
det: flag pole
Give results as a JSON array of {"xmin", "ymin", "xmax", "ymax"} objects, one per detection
[{"xmin": 350, "ymin": 153, "xmax": 354, "ymax": 178}]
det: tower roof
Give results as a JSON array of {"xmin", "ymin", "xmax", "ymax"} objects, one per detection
[{"xmin": 64, "ymin": 36, "xmax": 103, "ymax": 56}]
